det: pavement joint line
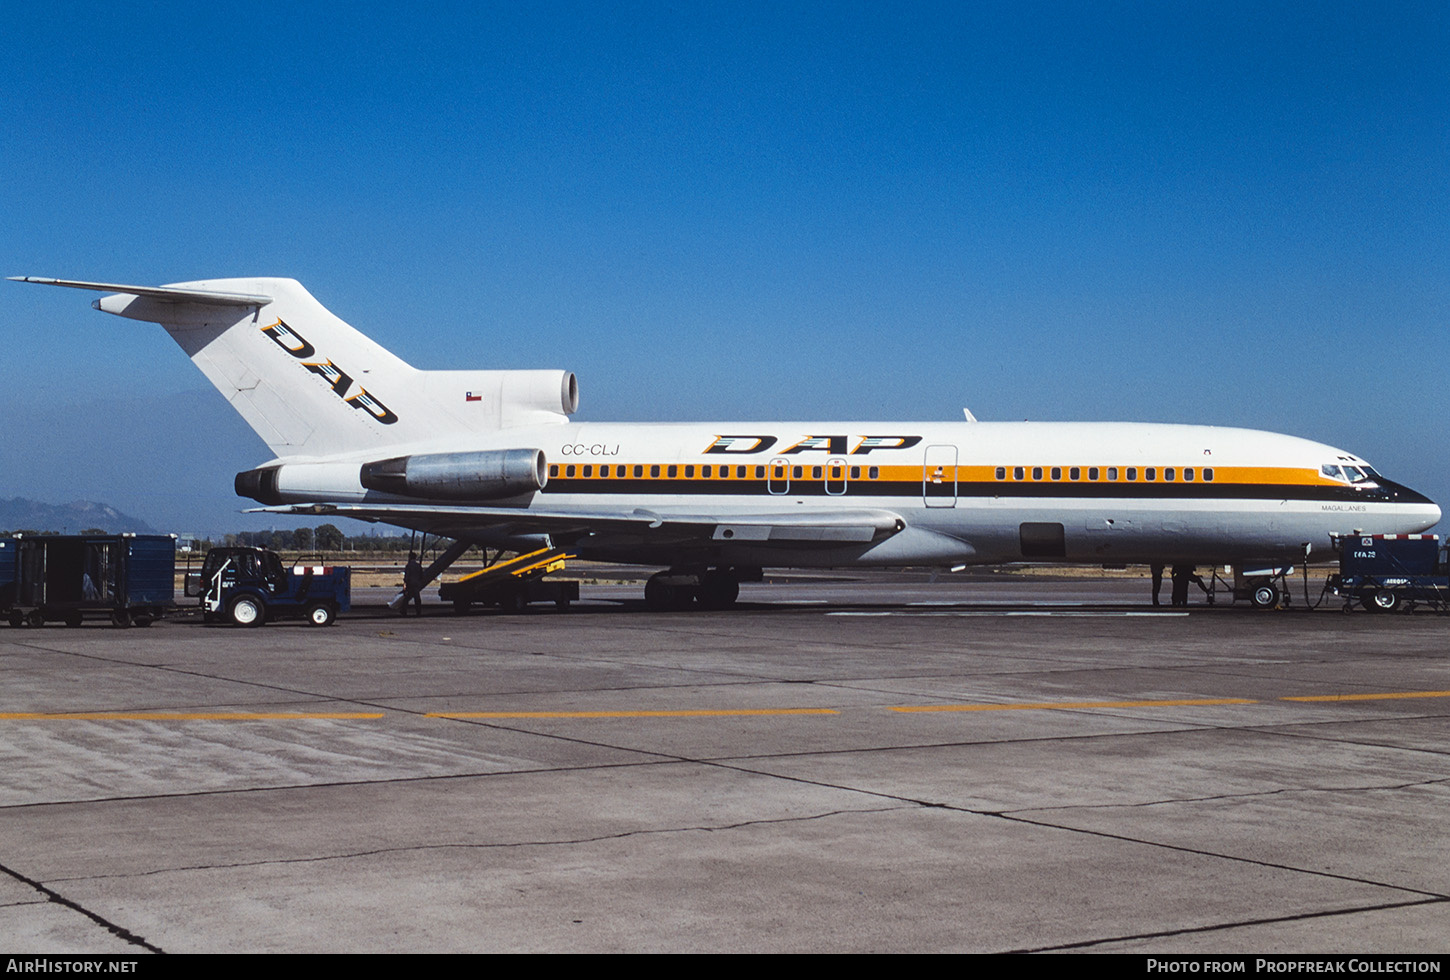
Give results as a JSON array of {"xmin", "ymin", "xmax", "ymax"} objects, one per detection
[
  {"xmin": 1012, "ymin": 895, "xmax": 1450, "ymax": 954},
  {"xmin": 47, "ymin": 804, "xmax": 910, "ymax": 883},
  {"xmin": 994, "ymin": 811, "xmax": 1450, "ymax": 903},
  {"xmin": 1282, "ymin": 690, "xmax": 1450, "ymax": 702},
  {"xmin": 5, "ymin": 690, "xmax": 1449, "ymax": 721},
  {"xmin": 0, "ymin": 860, "xmax": 163, "ymax": 953}
]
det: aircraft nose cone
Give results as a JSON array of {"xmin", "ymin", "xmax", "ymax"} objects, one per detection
[
  {"xmin": 1401, "ymin": 492, "xmax": 1440, "ymax": 533},
  {"xmin": 1416, "ymin": 499, "xmax": 1442, "ymax": 531}
]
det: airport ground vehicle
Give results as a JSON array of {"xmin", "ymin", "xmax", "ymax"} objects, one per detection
[
  {"xmin": 0, "ymin": 533, "xmax": 174, "ymax": 627},
  {"xmin": 438, "ymin": 548, "xmax": 578, "ymax": 613},
  {"xmin": 188, "ymin": 547, "xmax": 350, "ymax": 626},
  {"xmin": 1327, "ymin": 534, "xmax": 1449, "ymax": 613}
]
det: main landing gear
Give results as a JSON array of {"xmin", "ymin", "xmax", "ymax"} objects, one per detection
[{"xmin": 644, "ymin": 567, "xmax": 758, "ymax": 611}]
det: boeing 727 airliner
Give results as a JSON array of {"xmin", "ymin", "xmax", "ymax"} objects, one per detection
[{"xmin": 13, "ymin": 276, "xmax": 1440, "ymax": 611}]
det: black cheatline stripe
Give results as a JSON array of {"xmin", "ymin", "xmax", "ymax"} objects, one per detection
[{"xmin": 540, "ymin": 479, "xmax": 1388, "ymax": 503}]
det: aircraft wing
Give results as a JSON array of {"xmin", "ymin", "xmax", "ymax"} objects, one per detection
[{"xmin": 248, "ymin": 502, "xmax": 906, "ymax": 547}]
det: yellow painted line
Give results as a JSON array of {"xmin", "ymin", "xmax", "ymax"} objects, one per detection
[
  {"xmin": 1281, "ymin": 690, "xmax": 1450, "ymax": 703},
  {"xmin": 0, "ymin": 711, "xmax": 385, "ymax": 721},
  {"xmin": 427, "ymin": 708, "xmax": 838, "ymax": 719},
  {"xmin": 891, "ymin": 697, "xmax": 1257, "ymax": 713}
]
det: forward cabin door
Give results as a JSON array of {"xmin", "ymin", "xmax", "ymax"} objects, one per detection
[{"xmin": 923, "ymin": 444, "xmax": 958, "ymax": 508}]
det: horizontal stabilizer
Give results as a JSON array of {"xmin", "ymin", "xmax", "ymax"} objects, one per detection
[{"xmin": 9, "ymin": 276, "xmax": 272, "ymax": 307}]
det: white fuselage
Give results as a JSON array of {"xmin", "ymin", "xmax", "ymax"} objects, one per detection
[{"xmin": 262, "ymin": 419, "xmax": 1441, "ymax": 568}]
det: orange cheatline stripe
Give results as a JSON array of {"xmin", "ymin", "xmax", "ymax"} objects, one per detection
[
  {"xmin": 1281, "ymin": 690, "xmax": 1450, "ymax": 703},
  {"xmin": 891, "ymin": 697, "xmax": 1257, "ymax": 713},
  {"xmin": 0, "ymin": 711, "xmax": 385, "ymax": 721},
  {"xmin": 427, "ymin": 708, "xmax": 838, "ymax": 719}
]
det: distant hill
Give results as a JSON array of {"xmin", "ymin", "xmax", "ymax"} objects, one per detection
[{"xmin": 0, "ymin": 497, "xmax": 158, "ymax": 535}]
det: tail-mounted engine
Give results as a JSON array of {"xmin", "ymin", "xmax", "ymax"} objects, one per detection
[{"xmin": 359, "ymin": 448, "xmax": 547, "ymax": 500}]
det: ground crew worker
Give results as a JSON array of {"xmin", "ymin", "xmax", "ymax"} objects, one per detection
[{"xmin": 403, "ymin": 553, "xmax": 424, "ymax": 616}]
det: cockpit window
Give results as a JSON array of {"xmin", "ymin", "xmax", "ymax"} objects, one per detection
[{"xmin": 1325, "ymin": 463, "xmax": 1379, "ymax": 484}]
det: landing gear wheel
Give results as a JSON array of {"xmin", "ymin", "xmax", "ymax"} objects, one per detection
[
  {"xmin": 27, "ymin": 610, "xmax": 46, "ymax": 627},
  {"xmin": 305, "ymin": 602, "xmax": 335, "ymax": 627},
  {"xmin": 644, "ymin": 575, "xmax": 672, "ymax": 611},
  {"xmin": 132, "ymin": 614, "xmax": 153, "ymax": 627},
  {"xmin": 228, "ymin": 595, "xmax": 265, "ymax": 628},
  {"xmin": 110, "ymin": 609, "xmax": 130, "ymax": 628},
  {"xmin": 1364, "ymin": 590, "xmax": 1401, "ymax": 613},
  {"xmin": 1250, "ymin": 582, "xmax": 1281, "ymax": 610},
  {"xmin": 64, "ymin": 611, "xmax": 83, "ymax": 628},
  {"xmin": 699, "ymin": 571, "xmax": 740, "ymax": 610},
  {"xmin": 645, "ymin": 574, "xmax": 696, "ymax": 611}
]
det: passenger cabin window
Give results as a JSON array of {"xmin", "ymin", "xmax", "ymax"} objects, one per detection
[
  {"xmin": 650, "ymin": 465, "xmax": 660, "ymax": 478},
  {"xmin": 1107, "ymin": 467, "xmax": 1118, "ymax": 480},
  {"xmin": 582, "ymin": 465, "xmax": 592, "ymax": 477},
  {"xmin": 995, "ymin": 467, "xmax": 1005, "ymax": 480},
  {"xmin": 868, "ymin": 466, "xmax": 879, "ymax": 479},
  {"xmin": 1127, "ymin": 468, "xmax": 1137, "ymax": 481},
  {"xmin": 1032, "ymin": 467, "xmax": 1043, "ymax": 480},
  {"xmin": 667, "ymin": 465, "xmax": 677, "ymax": 478},
  {"xmin": 1203, "ymin": 468, "xmax": 1214, "ymax": 481},
  {"xmin": 1145, "ymin": 468, "xmax": 1155, "ymax": 481},
  {"xmin": 1050, "ymin": 467, "xmax": 1061, "ymax": 480},
  {"xmin": 1184, "ymin": 468, "xmax": 1194, "ymax": 481},
  {"xmin": 1088, "ymin": 467, "xmax": 1099, "ymax": 480},
  {"xmin": 1069, "ymin": 467, "xmax": 1080, "ymax": 480},
  {"xmin": 1013, "ymin": 467, "xmax": 1025, "ymax": 480},
  {"xmin": 1164, "ymin": 468, "xmax": 1174, "ymax": 481},
  {"xmin": 565, "ymin": 465, "xmax": 575, "ymax": 478}
]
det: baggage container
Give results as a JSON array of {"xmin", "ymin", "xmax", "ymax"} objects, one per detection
[{"xmin": 2, "ymin": 533, "xmax": 176, "ymax": 627}]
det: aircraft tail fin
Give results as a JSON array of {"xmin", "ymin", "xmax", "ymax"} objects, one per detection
[{"xmin": 12, "ymin": 277, "xmax": 577, "ymax": 459}]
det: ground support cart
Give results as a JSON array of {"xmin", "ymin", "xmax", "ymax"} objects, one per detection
[
  {"xmin": 0, "ymin": 534, "xmax": 175, "ymax": 627},
  {"xmin": 1327, "ymin": 534, "xmax": 1448, "ymax": 613}
]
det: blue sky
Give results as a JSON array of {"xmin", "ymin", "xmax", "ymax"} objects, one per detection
[{"xmin": 2, "ymin": 1, "xmax": 1446, "ymax": 535}]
